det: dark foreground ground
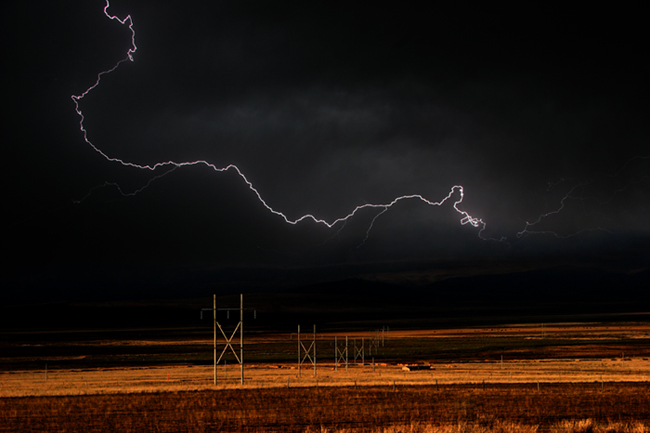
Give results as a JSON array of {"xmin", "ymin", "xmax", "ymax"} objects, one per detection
[{"xmin": 1, "ymin": 382, "xmax": 648, "ymax": 432}]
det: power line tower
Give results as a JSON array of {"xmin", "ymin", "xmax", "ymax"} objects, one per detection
[
  {"xmin": 200, "ymin": 294, "xmax": 255, "ymax": 385},
  {"xmin": 368, "ymin": 333, "xmax": 378, "ymax": 356},
  {"xmin": 353, "ymin": 338, "xmax": 365, "ymax": 365},
  {"xmin": 334, "ymin": 336, "xmax": 348, "ymax": 372},
  {"xmin": 297, "ymin": 324, "xmax": 317, "ymax": 377},
  {"xmin": 367, "ymin": 326, "xmax": 389, "ymax": 357}
]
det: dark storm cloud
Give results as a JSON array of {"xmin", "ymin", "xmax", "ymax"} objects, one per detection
[
  {"xmin": 68, "ymin": 1, "xmax": 650, "ymax": 239},
  {"xmin": 92, "ymin": 54, "xmax": 647, "ymax": 241},
  {"xmin": 132, "ymin": 82, "xmax": 469, "ymax": 215},
  {"xmin": 3, "ymin": 0, "xmax": 649, "ymax": 298}
]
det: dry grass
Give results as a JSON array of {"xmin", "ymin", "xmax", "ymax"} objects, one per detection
[
  {"xmin": 1, "ymin": 322, "xmax": 649, "ymax": 431},
  {"xmin": 313, "ymin": 421, "xmax": 543, "ymax": 432},
  {"xmin": 1, "ymin": 383, "xmax": 648, "ymax": 432},
  {"xmin": 1, "ymin": 356, "xmax": 649, "ymax": 398},
  {"xmin": 550, "ymin": 419, "xmax": 649, "ymax": 433},
  {"xmin": 1, "ymin": 321, "xmax": 649, "ymax": 398},
  {"xmin": 312, "ymin": 421, "xmax": 650, "ymax": 432}
]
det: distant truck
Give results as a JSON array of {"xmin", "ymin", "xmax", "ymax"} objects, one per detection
[{"xmin": 401, "ymin": 364, "xmax": 432, "ymax": 371}]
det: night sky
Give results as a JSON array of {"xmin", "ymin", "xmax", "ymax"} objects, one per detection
[{"xmin": 4, "ymin": 1, "xmax": 649, "ymax": 301}]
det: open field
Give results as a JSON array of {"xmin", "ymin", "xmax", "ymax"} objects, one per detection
[
  {"xmin": 1, "ymin": 322, "xmax": 649, "ymax": 397},
  {"xmin": 1, "ymin": 321, "xmax": 649, "ymax": 431},
  {"xmin": 1, "ymin": 354, "xmax": 650, "ymax": 397},
  {"xmin": 1, "ymin": 383, "xmax": 648, "ymax": 432}
]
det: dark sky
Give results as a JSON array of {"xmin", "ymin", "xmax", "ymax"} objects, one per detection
[{"xmin": 4, "ymin": 1, "xmax": 649, "ymax": 300}]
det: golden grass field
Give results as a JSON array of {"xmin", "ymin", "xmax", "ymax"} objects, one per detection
[
  {"xmin": 2, "ymin": 352, "xmax": 649, "ymax": 397},
  {"xmin": 1, "ymin": 382, "xmax": 648, "ymax": 432},
  {"xmin": 2, "ymin": 322, "xmax": 649, "ymax": 397},
  {"xmin": 1, "ymin": 322, "xmax": 649, "ymax": 432}
]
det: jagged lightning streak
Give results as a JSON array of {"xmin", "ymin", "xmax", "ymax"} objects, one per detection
[
  {"xmin": 73, "ymin": 166, "xmax": 179, "ymax": 203},
  {"xmin": 515, "ymin": 183, "xmax": 604, "ymax": 239},
  {"xmin": 355, "ymin": 189, "xmax": 487, "ymax": 246},
  {"xmin": 516, "ymin": 155, "xmax": 650, "ymax": 239},
  {"xmin": 71, "ymin": 2, "xmax": 137, "ymax": 166},
  {"xmin": 71, "ymin": 1, "xmax": 489, "ymax": 242}
]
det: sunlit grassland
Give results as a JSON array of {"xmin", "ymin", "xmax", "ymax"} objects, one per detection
[
  {"xmin": 1, "ymin": 323, "xmax": 649, "ymax": 397},
  {"xmin": 1, "ymin": 383, "xmax": 648, "ymax": 432},
  {"xmin": 1, "ymin": 356, "xmax": 649, "ymax": 398},
  {"xmin": 1, "ymin": 322, "xmax": 649, "ymax": 431}
]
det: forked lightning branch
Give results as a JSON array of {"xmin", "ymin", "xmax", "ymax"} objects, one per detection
[
  {"xmin": 71, "ymin": 1, "xmax": 489, "ymax": 242},
  {"xmin": 73, "ymin": 1, "xmax": 634, "ymax": 244}
]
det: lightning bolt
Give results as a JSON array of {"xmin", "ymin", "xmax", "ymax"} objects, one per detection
[
  {"xmin": 73, "ymin": 166, "xmax": 179, "ymax": 204},
  {"xmin": 516, "ymin": 156, "xmax": 650, "ymax": 239},
  {"xmin": 516, "ymin": 182, "xmax": 607, "ymax": 239},
  {"xmin": 72, "ymin": 2, "xmax": 647, "ymax": 247},
  {"xmin": 71, "ymin": 1, "xmax": 489, "ymax": 243}
]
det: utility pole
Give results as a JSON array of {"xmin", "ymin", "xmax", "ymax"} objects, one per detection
[
  {"xmin": 213, "ymin": 294, "xmax": 217, "ymax": 384},
  {"xmin": 335, "ymin": 336, "xmax": 348, "ymax": 372},
  {"xmin": 298, "ymin": 324, "xmax": 317, "ymax": 377},
  {"xmin": 240, "ymin": 293, "xmax": 243, "ymax": 385},
  {"xmin": 201, "ymin": 294, "xmax": 254, "ymax": 385},
  {"xmin": 354, "ymin": 338, "xmax": 365, "ymax": 365}
]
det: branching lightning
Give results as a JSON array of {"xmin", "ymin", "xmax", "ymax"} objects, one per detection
[
  {"xmin": 516, "ymin": 156, "xmax": 650, "ymax": 239},
  {"xmin": 73, "ymin": 166, "xmax": 179, "ymax": 203},
  {"xmin": 516, "ymin": 182, "xmax": 607, "ymax": 239},
  {"xmin": 72, "ymin": 2, "xmax": 647, "ymax": 247},
  {"xmin": 72, "ymin": 1, "xmax": 487, "ymax": 242}
]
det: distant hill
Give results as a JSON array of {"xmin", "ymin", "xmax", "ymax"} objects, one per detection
[{"xmin": 1, "ymin": 263, "xmax": 647, "ymax": 331}]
